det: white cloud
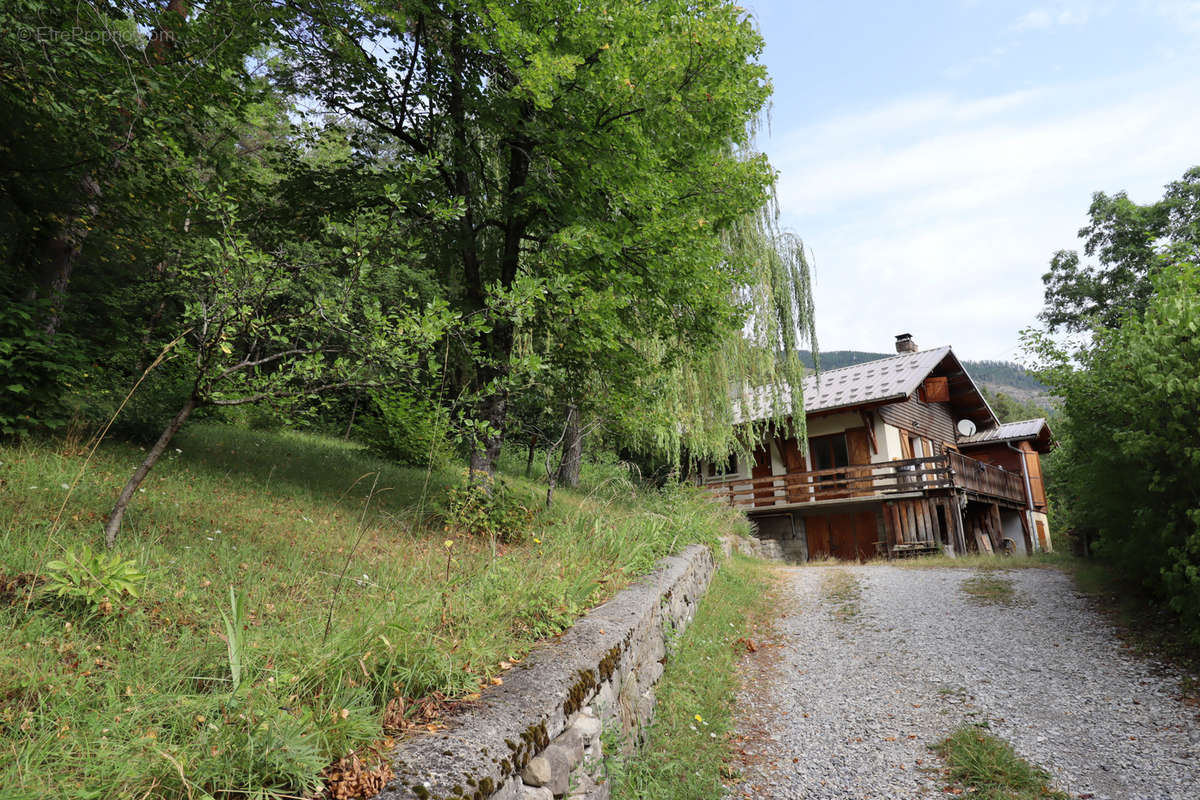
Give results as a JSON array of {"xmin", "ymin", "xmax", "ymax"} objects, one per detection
[
  {"xmin": 765, "ymin": 74, "xmax": 1200, "ymax": 359},
  {"xmin": 1148, "ymin": 0, "xmax": 1200, "ymax": 32},
  {"xmin": 1014, "ymin": 8, "xmax": 1055, "ymax": 29},
  {"xmin": 1012, "ymin": 3, "xmax": 1099, "ymax": 30}
]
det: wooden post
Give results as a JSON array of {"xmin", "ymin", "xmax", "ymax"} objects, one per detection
[{"xmin": 988, "ymin": 503, "xmax": 1003, "ymax": 552}]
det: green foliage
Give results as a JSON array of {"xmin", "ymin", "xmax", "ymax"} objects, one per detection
[
  {"xmin": 367, "ymin": 390, "xmax": 454, "ymax": 467},
  {"xmin": 0, "ymin": 302, "xmax": 77, "ymax": 437},
  {"xmin": 219, "ymin": 586, "xmax": 248, "ymax": 694},
  {"xmin": 278, "ymin": 0, "xmax": 805, "ymax": 474},
  {"xmin": 979, "ymin": 386, "xmax": 1049, "ymax": 424},
  {"xmin": 934, "ymin": 724, "xmax": 1069, "ymax": 799},
  {"xmin": 1026, "ymin": 265, "xmax": 1200, "ymax": 641},
  {"xmin": 1041, "ymin": 166, "xmax": 1200, "ymax": 332},
  {"xmin": 43, "ymin": 545, "xmax": 146, "ymax": 615},
  {"xmin": 444, "ymin": 477, "xmax": 535, "ymax": 544}
]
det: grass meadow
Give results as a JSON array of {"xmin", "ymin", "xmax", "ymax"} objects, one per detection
[{"xmin": 0, "ymin": 422, "xmax": 748, "ymax": 799}]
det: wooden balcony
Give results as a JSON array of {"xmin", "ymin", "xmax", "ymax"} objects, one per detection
[{"xmin": 704, "ymin": 451, "xmax": 1027, "ymax": 511}]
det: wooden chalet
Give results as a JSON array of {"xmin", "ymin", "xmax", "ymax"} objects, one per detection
[{"xmin": 702, "ymin": 334, "xmax": 1055, "ymax": 561}]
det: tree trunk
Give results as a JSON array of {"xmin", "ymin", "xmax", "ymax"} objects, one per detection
[
  {"xmin": 104, "ymin": 395, "xmax": 197, "ymax": 547},
  {"xmin": 28, "ymin": 0, "xmax": 189, "ymax": 338},
  {"xmin": 469, "ymin": 386, "xmax": 509, "ymax": 482},
  {"xmin": 555, "ymin": 404, "xmax": 583, "ymax": 488},
  {"xmin": 30, "ymin": 174, "xmax": 101, "ymax": 338}
]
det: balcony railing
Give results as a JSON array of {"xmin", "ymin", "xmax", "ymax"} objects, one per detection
[{"xmin": 704, "ymin": 452, "xmax": 1026, "ymax": 510}]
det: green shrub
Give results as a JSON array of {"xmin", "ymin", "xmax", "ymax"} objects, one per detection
[
  {"xmin": 366, "ymin": 390, "xmax": 454, "ymax": 467},
  {"xmin": 43, "ymin": 545, "xmax": 146, "ymax": 616},
  {"xmin": 0, "ymin": 300, "xmax": 77, "ymax": 437},
  {"xmin": 444, "ymin": 477, "xmax": 535, "ymax": 544}
]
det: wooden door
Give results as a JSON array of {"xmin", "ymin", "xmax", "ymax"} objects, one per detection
[
  {"xmin": 854, "ymin": 511, "xmax": 879, "ymax": 561},
  {"xmin": 845, "ymin": 427, "xmax": 872, "ymax": 497},
  {"xmin": 751, "ymin": 443, "xmax": 774, "ymax": 507},
  {"xmin": 829, "ymin": 514, "xmax": 857, "ymax": 561},
  {"xmin": 821, "ymin": 511, "xmax": 878, "ymax": 562},
  {"xmin": 779, "ymin": 436, "xmax": 810, "ymax": 503},
  {"xmin": 810, "ymin": 433, "xmax": 850, "ymax": 500},
  {"xmin": 806, "ymin": 516, "xmax": 830, "ymax": 560}
]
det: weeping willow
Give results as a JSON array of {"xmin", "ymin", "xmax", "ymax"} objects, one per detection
[{"xmin": 615, "ymin": 102, "xmax": 818, "ymax": 470}]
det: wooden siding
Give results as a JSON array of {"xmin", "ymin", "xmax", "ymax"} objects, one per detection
[
  {"xmin": 961, "ymin": 441, "xmax": 1048, "ymax": 511},
  {"xmin": 806, "ymin": 510, "xmax": 880, "ymax": 562},
  {"xmin": 883, "ymin": 496, "xmax": 959, "ymax": 549},
  {"xmin": 878, "ymin": 396, "xmax": 956, "ymax": 446}
]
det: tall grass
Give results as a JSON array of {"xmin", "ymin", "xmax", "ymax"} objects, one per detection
[
  {"xmin": 607, "ymin": 555, "xmax": 776, "ymax": 799},
  {"xmin": 0, "ymin": 423, "xmax": 747, "ymax": 799}
]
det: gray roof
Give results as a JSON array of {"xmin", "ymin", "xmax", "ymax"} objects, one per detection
[
  {"xmin": 959, "ymin": 418, "xmax": 1049, "ymax": 445},
  {"xmin": 736, "ymin": 346, "xmax": 953, "ymax": 422}
]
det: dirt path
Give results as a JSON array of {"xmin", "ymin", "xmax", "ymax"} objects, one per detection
[{"xmin": 730, "ymin": 565, "xmax": 1200, "ymax": 800}]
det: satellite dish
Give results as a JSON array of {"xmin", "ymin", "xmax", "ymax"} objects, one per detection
[{"xmin": 956, "ymin": 419, "xmax": 977, "ymax": 438}]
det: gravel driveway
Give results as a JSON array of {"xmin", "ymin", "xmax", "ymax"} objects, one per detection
[{"xmin": 730, "ymin": 565, "xmax": 1200, "ymax": 800}]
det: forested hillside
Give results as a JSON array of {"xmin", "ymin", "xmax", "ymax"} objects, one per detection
[
  {"xmin": 2, "ymin": 0, "xmax": 817, "ymax": 532},
  {"xmin": 0, "ymin": 3, "xmax": 815, "ymax": 798}
]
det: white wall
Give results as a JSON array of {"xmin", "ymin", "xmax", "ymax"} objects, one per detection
[
  {"xmin": 1001, "ymin": 510, "xmax": 1028, "ymax": 556},
  {"xmin": 806, "ymin": 411, "xmax": 861, "ymax": 437},
  {"xmin": 881, "ymin": 422, "xmax": 904, "ymax": 462}
]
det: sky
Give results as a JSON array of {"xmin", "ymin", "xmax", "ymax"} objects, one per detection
[{"xmin": 743, "ymin": 0, "xmax": 1200, "ymax": 361}]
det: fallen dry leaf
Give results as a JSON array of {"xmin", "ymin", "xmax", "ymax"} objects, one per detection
[{"xmin": 323, "ymin": 745, "xmax": 395, "ymax": 800}]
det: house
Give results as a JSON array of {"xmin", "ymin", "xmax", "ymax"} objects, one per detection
[{"xmin": 701, "ymin": 334, "xmax": 1054, "ymax": 561}]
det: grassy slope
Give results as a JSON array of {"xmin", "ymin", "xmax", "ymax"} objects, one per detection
[
  {"xmin": 607, "ymin": 554, "xmax": 776, "ymax": 800},
  {"xmin": 0, "ymin": 423, "xmax": 748, "ymax": 799}
]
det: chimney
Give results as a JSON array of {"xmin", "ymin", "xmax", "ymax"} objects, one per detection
[{"xmin": 895, "ymin": 333, "xmax": 917, "ymax": 353}]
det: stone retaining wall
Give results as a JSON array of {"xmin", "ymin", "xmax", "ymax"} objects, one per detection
[{"xmin": 373, "ymin": 543, "xmax": 718, "ymax": 800}]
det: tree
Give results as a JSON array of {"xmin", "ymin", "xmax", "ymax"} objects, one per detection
[
  {"xmin": 1, "ymin": 1, "xmax": 271, "ymax": 334},
  {"xmin": 1, "ymin": 1, "xmax": 278, "ymax": 434},
  {"xmin": 979, "ymin": 385, "xmax": 1047, "ymax": 424},
  {"xmin": 1041, "ymin": 166, "xmax": 1200, "ymax": 332},
  {"xmin": 1025, "ymin": 264, "xmax": 1200, "ymax": 641},
  {"xmin": 102, "ymin": 186, "xmax": 460, "ymax": 544},
  {"xmin": 278, "ymin": 0, "xmax": 781, "ymax": 478}
]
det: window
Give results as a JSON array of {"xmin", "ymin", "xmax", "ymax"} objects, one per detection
[
  {"xmin": 809, "ymin": 434, "xmax": 849, "ymax": 471},
  {"xmin": 710, "ymin": 454, "xmax": 739, "ymax": 478},
  {"xmin": 909, "ymin": 435, "xmax": 924, "ymax": 459}
]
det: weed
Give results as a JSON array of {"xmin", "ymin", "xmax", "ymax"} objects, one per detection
[
  {"xmin": 820, "ymin": 569, "xmax": 863, "ymax": 622},
  {"xmin": 219, "ymin": 585, "xmax": 248, "ymax": 693},
  {"xmin": 42, "ymin": 544, "xmax": 145, "ymax": 616},
  {"xmin": 960, "ymin": 573, "xmax": 1030, "ymax": 607},
  {"xmin": 934, "ymin": 724, "xmax": 1069, "ymax": 799},
  {"xmin": 444, "ymin": 475, "xmax": 535, "ymax": 551}
]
